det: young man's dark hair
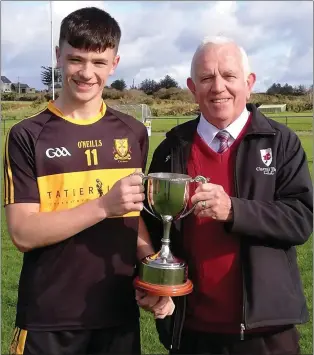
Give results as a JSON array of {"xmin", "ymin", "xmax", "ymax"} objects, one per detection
[{"xmin": 59, "ymin": 7, "xmax": 121, "ymax": 52}]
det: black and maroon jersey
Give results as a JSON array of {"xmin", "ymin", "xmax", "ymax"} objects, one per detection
[{"xmin": 3, "ymin": 101, "xmax": 149, "ymax": 331}]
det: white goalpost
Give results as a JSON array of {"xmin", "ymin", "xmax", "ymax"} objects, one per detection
[{"xmin": 111, "ymin": 104, "xmax": 153, "ymax": 136}]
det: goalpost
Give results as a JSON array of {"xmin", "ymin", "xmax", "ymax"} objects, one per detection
[{"xmin": 111, "ymin": 104, "xmax": 153, "ymax": 136}]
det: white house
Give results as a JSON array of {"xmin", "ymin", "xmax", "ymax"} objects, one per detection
[{"xmin": 1, "ymin": 76, "xmax": 12, "ymax": 93}]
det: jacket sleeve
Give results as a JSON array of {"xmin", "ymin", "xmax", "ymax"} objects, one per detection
[{"xmin": 226, "ymin": 133, "xmax": 313, "ymax": 246}]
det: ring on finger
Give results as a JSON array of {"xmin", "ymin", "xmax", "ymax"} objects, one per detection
[{"xmin": 201, "ymin": 200, "xmax": 206, "ymax": 209}]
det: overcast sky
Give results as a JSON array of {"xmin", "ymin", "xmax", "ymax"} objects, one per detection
[{"xmin": 1, "ymin": 1, "xmax": 313, "ymax": 92}]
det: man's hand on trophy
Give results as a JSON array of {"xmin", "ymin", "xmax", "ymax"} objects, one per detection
[
  {"xmin": 191, "ymin": 182, "xmax": 233, "ymax": 222},
  {"xmin": 151, "ymin": 295, "xmax": 175, "ymax": 319},
  {"xmin": 135, "ymin": 290, "xmax": 175, "ymax": 319},
  {"xmin": 101, "ymin": 172, "xmax": 145, "ymax": 218}
]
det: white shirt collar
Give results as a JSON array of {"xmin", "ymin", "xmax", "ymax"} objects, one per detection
[{"xmin": 197, "ymin": 107, "xmax": 250, "ymax": 147}]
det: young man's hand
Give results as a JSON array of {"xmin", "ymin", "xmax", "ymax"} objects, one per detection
[
  {"xmin": 101, "ymin": 172, "xmax": 145, "ymax": 218},
  {"xmin": 135, "ymin": 290, "xmax": 175, "ymax": 319}
]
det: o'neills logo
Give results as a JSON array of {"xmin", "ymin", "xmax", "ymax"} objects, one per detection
[
  {"xmin": 256, "ymin": 166, "xmax": 276, "ymax": 175},
  {"xmin": 113, "ymin": 138, "xmax": 131, "ymax": 162}
]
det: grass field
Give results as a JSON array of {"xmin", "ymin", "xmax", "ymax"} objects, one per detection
[
  {"xmin": 1, "ymin": 108, "xmax": 313, "ymax": 353},
  {"xmin": 150, "ymin": 116, "xmax": 312, "ymax": 133}
]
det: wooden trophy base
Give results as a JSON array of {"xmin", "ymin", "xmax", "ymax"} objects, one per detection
[{"xmin": 133, "ymin": 276, "xmax": 193, "ymax": 297}]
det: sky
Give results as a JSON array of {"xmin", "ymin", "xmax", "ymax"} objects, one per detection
[{"xmin": 1, "ymin": 1, "xmax": 313, "ymax": 92}]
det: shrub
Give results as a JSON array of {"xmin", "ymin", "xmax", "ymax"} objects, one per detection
[
  {"xmin": 44, "ymin": 92, "xmax": 59, "ymax": 101},
  {"xmin": 30, "ymin": 95, "xmax": 46, "ymax": 108},
  {"xmin": 2, "ymin": 92, "xmax": 17, "ymax": 101},
  {"xmin": 102, "ymin": 88, "xmax": 125, "ymax": 100}
]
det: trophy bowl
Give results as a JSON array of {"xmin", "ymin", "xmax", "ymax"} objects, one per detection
[{"xmin": 134, "ymin": 172, "xmax": 207, "ymax": 297}]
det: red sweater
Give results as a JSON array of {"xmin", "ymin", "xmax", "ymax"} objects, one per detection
[{"xmin": 184, "ymin": 119, "xmax": 250, "ymax": 333}]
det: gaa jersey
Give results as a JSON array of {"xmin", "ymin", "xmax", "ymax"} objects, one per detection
[{"xmin": 3, "ymin": 101, "xmax": 149, "ymax": 331}]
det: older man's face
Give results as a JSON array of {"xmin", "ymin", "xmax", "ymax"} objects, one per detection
[{"xmin": 187, "ymin": 44, "xmax": 256, "ymax": 128}]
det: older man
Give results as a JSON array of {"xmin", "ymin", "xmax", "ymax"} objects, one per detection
[{"xmin": 140, "ymin": 36, "xmax": 313, "ymax": 355}]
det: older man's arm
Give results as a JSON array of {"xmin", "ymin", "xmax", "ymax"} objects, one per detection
[
  {"xmin": 229, "ymin": 136, "xmax": 312, "ymax": 246},
  {"xmin": 192, "ymin": 134, "xmax": 312, "ymax": 247}
]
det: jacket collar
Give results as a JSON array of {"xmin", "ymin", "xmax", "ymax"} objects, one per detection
[{"xmin": 166, "ymin": 103, "xmax": 276, "ymax": 144}]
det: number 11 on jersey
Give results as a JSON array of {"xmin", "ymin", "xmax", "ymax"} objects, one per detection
[{"xmin": 85, "ymin": 149, "xmax": 99, "ymax": 166}]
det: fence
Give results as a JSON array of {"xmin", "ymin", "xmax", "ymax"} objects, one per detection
[{"xmin": 1, "ymin": 115, "xmax": 313, "ymax": 138}]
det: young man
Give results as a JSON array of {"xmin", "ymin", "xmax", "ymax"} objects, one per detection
[{"xmin": 4, "ymin": 7, "xmax": 173, "ymax": 355}]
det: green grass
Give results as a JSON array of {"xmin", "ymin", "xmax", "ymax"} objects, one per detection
[
  {"xmin": 1, "ymin": 119, "xmax": 312, "ymax": 354},
  {"xmin": 150, "ymin": 115, "xmax": 312, "ymax": 133},
  {"xmin": 1, "ymin": 102, "xmax": 47, "ymax": 121}
]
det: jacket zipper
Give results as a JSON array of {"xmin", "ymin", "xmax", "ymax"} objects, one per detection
[
  {"xmin": 235, "ymin": 131, "xmax": 276, "ymax": 340},
  {"xmin": 234, "ymin": 140, "xmax": 247, "ymax": 341},
  {"xmin": 170, "ymin": 307, "xmax": 178, "ymax": 350}
]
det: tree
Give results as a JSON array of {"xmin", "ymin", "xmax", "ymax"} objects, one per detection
[
  {"xmin": 111, "ymin": 79, "xmax": 127, "ymax": 91},
  {"xmin": 281, "ymin": 83, "xmax": 294, "ymax": 95},
  {"xmin": 41, "ymin": 66, "xmax": 62, "ymax": 89},
  {"xmin": 159, "ymin": 75, "xmax": 179, "ymax": 89},
  {"xmin": 294, "ymin": 84, "xmax": 306, "ymax": 96},
  {"xmin": 266, "ymin": 83, "xmax": 282, "ymax": 95},
  {"xmin": 139, "ymin": 79, "xmax": 159, "ymax": 95}
]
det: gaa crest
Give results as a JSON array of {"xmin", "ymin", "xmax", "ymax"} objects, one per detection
[{"xmin": 113, "ymin": 138, "xmax": 131, "ymax": 162}]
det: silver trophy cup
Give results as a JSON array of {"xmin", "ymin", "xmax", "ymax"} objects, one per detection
[{"xmin": 134, "ymin": 172, "xmax": 207, "ymax": 296}]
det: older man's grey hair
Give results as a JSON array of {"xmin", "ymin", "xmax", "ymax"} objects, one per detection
[{"xmin": 190, "ymin": 36, "xmax": 251, "ymax": 81}]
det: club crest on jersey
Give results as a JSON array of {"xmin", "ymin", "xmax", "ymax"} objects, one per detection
[
  {"xmin": 113, "ymin": 138, "xmax": 131, "ymax": 162},
  {"xmin": 260, "ymin": 148, "xmax": 272, "ymax": 166}
]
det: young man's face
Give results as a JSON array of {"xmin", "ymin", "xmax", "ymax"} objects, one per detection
[{"xmin": 56, "ymin": 41, "xmax": 120, "ymax": 102}]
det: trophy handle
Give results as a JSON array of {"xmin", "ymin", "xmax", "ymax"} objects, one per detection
[
  {"xmin": 179, "ymin": 175, "xmax": 209, "ymax": 218},
  {"xmin": 134, "ymin": 172, "xmax": 161, "ymax": 220}
]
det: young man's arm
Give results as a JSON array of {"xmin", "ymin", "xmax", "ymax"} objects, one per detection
[
  {"xmin": 4, "ymin": 122, "xmax": 145, "ymax": 252},
  {"xmin": 6, "ymin": 174, "xmax": 145, "ymax": 252}
]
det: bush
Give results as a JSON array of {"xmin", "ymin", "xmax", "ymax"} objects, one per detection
[
  {"xmin": 286, "ymin": 102, "xmax": 313, "ymax": 112},
  {"xmin": 140, "ymin": 97, "xmax": 154, "ymax": 105},
  {"xmin": 153, "ymin": 88, "xmax": 170, "ymax": 99},
  {"xmin": 170, "ymin": 89, "xmax": 194, "ymax": 102},
  {"xmin": 102, "ymin": 88, "xmax": 125, "ymax": 100},
  {"xmin": 123, "ymin": 89, "xmax": 147, "ymax": 101},
  {"xmin": 150, "ymin": 102, "xmax": 199, "ymax": 116},
  {"xmin": 2, "ymin": 92, "xmax": 18, "ymax": 101},
  {"xmin": 18, "ymin": 94, "xmax": 38, "ymax": 101},
  {"xmin": 30, "ymin": 95, "xmax": 46, "ymax": 108},
  {"xmin": 44, "ymin": 92, "xmax": 59, "ymax": 101}
]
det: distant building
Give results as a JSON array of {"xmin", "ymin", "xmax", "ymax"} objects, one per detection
[
  {"xmin": 1, "ymin": 76, "xmax": 12, "ymax": 93},
  {"xmin": 1, "ymin": 75, "xmax": 36, "ymax": 94},
  {"xmin": 257, "ymin": 104, "xmax": 287, "ymax": 114},
  {"xmin": 11, "ymin": 83, "xmax": 36, "ymax": 94}
]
